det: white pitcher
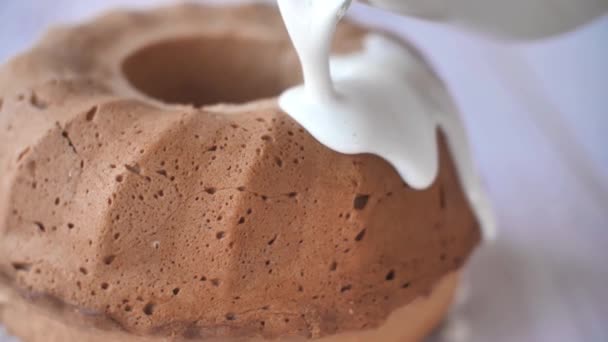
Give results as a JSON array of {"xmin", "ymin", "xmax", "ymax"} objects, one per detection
[{"xmin": 365, "ymin": 0, "xmax": 608, "ymax": 39}]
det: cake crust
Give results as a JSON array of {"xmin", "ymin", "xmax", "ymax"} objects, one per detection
[{"xmin": 0, "ymin": 271, "xmax": 460, "ymax": 342}]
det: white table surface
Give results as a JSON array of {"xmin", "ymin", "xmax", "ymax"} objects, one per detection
[{"xmin": 1, "ymin": 1, "xmax": 607, "ymax": 341}]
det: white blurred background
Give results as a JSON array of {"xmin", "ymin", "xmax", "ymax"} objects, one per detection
[{"xmin": 1, "ymin": 1, "xmax": 607, "ymax": 341}]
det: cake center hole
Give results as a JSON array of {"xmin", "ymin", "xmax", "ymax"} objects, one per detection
[{"xmin": 123, "ymin": 36, "xmax": 294, "ymax": 107}]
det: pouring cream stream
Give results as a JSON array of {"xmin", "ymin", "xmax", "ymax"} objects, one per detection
[{"xmin": 277, "ymin": 0, "xmax": 496, "ymax": 239}]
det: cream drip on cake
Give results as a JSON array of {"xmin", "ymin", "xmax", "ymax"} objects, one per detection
[{"xmin": 277, "ymin": 0, "xmax": 496, "ymax": 239}]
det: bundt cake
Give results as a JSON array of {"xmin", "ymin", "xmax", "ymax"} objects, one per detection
[{"xmin": 0, "ymin": 3, "xmax": 480, "ymax": 341}]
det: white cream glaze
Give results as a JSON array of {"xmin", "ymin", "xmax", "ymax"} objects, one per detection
[{"xmin": 277, "ymin": 0, "xmax": 496, "ymax": 239}]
